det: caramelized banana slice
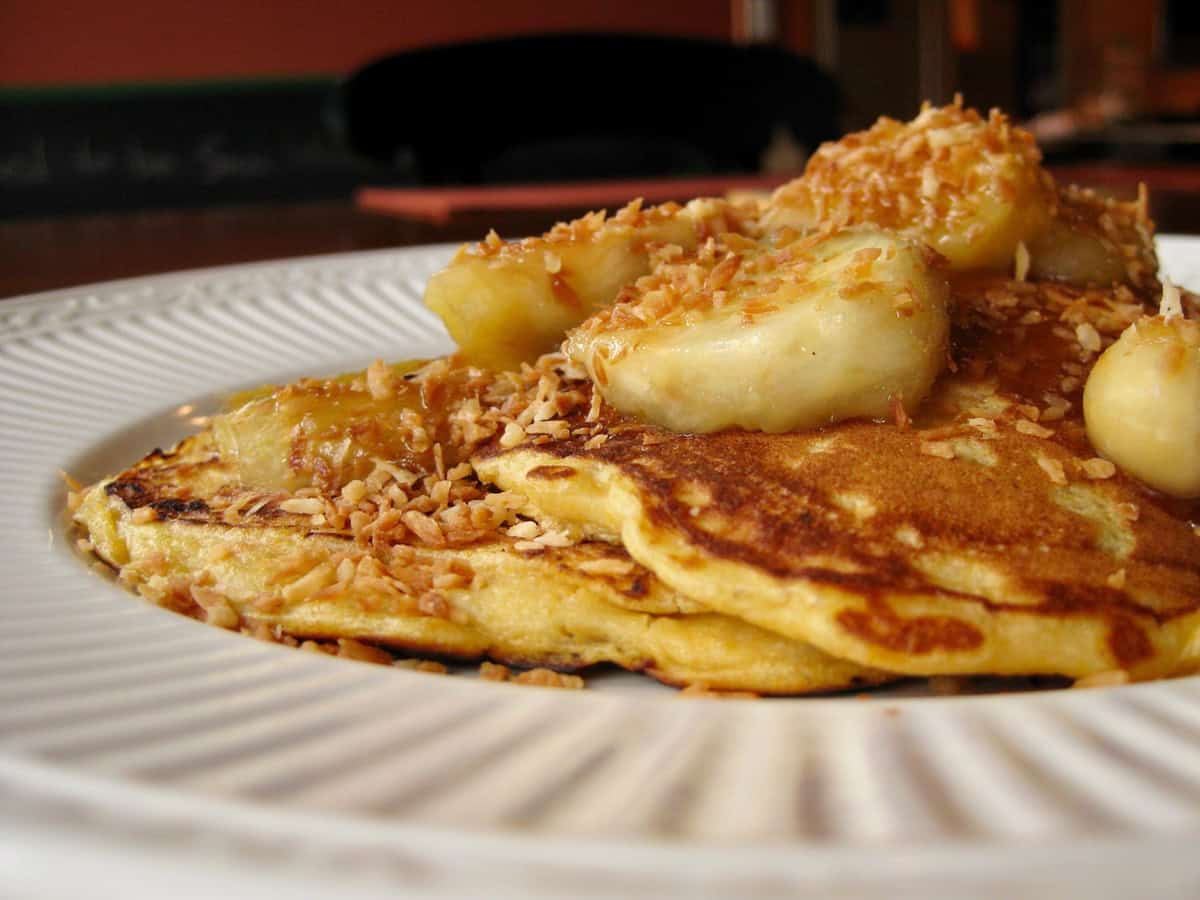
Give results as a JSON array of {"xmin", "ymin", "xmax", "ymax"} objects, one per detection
[
  {"xmin": 766, "ymin": 100, "xmax": 1158, "ymax": 287},
  {"xmin": 766, "ymin": 101, "xmax": 1054, "ymax": 272},
  {"xmin": 212, "ymin": 359, "xmax": 481, "ymax": 493},
  {"xmin": 1084, "ymin": 288, "xmax": 1200, "ymax": 498},
  {"xmin": 564, "ymin": 229, "xmax": 950, "ymax": 434},
  {"xmin": 1026, "ymin": 184, "xmax": 1159, "ymax": 292},
  {"xmin": 424, "ymin": 198, "xmax": 750, "ymax": 371},
  {"xmin": 211, "ymin": 355, "xmax": 590, "ymax": 496}
]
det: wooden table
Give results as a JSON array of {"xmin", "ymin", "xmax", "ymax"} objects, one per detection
[
  {"xmin": 0, "ymin": 202, "xmax": 593, "ymax": 300},
  {"xmin": 2, "ymin": 173, "xmax": 1200, "ymax": 300}
]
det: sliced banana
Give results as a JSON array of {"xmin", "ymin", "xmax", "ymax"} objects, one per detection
[
  {"xmin": 213, "ymin": 359, "xmax": 460, "ymax": 493},
  {"xmin": 1025, "ymin": 184, "xmax": 1158, "ymax": 291},
  {"xmin": 765, "ymin": 101, "xmax": 1054, "ymax": 273},
  {"xmin": 424, "ymin": 198, "xmax": 749, "ymax": 371},
  {"xmin": 565, "ymin": 229, "xmax": 950, "ymax": 434},
  {"xmin": 1083, "ymin": 295, "xmax": 1200, "ymax": 498}
]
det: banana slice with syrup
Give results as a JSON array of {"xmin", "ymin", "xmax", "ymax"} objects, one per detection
[
  {"xmin": 424, "ymin": 198, "xmax": 750, "ymax": 371},
  {"xmin": 1084, "ymin": 283, "xmax": 1200, "ymax": 498},
  {"xmin": 564, "ymin": 228, "xmax": 951, "ymax": 434}
]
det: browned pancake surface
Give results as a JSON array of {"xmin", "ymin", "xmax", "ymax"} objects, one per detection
[{"xmin": 476, "ymin": 278, "xmax": 1200, "ymax": 677}]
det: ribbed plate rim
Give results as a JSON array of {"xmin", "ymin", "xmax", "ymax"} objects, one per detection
[{"xmin": 3, "ymin": 237, "xmax": 1200, "ymax": 897}]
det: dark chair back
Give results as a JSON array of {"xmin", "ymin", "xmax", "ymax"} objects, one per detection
[{"xmin": 332, "ymin": 33, "xmax": 840, "ymax": 184}]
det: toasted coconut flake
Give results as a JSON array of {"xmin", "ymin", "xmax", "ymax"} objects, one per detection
[
  {"xmin": 374, "ymin": 460, "xmax": 421, "ymax": 488},
  {"xmin": 534, "ymin": 529, "xmax": 574, "ymax": 548},
  {"xmin": 484, "ymin": 491, "xmax": 527, "ymax": 511},
  {"xmin": 479, "ymin": 661, "xmax": 510, "ymax": 681},
  {"xmin": 340, "ymin": 479, "xmax": 368, "ymax": 504},
  {"xmin": 1161, "ymin": 280, "xmax": 1183, "ymax": 320},
  {"xmin": 335, "ymin": 556, "xmax": 357, "ymax": 583},
  {"xmin": 525, "ymin": 420, "xmax": 570, "ymax": 439},
  {"xmin": 280, "ymin": 497, "xmax": 326, "ymax": 515},
  {"xmin": 432, "ymin": 571, "xmax": 468, "ymax": 590},
  {"xmin": 500, "ymin": 422, "xmax": 527, "ymax": 448},
  {"xmin": 967, "ymin": 417, "xmax": 997, "ymax": 436},
  {"xmin": 920, "ymin": 440, "xmax": 956, "ymax": 459},
  {"xmin": 366, "ymin": 359, "xmax": 394, "ymax": 400},
  {"xmin": 401, "ymin": 510, "xmax": 445, "ymax": 546},
  {"xmin": 1035, "ymin": 454, "xmax": 1068, "ymax": 485},
  {"xmin": 1081, "ymin": 458, "xmax": 1117, "ymax": 480},
  {"xmin": 513, "ymin": 668, "xmax": 585, "ymax": 689},
  {"xmin": 418, "ymin": 590, "xmax": 451, "ymax": 618},
  {"xmin": 1040, "ymin": 394, "xmax": 1071, "ymax": 422},
  {"xmin": 1014, "ymin": 419, "xmax": 1054, "ymax": 439},
  {"xmin": 337, "ymin": 638, "xmax": 393, "ymax": 665},
  {"xmin": 190, "ymin": 585, "xmax": 240, "ymax": 629},
  {"xmin": 1106, "ymin": 568, "xmax": 1128, "ymax": 589},
  {"xmin": 1014, "ymin": 240, "xmax": 1030, "ymax": 282},
  {"xmin": 447, "ymin": 462, "xmax": 474, "ymax": 481},
  {"xmin": 280, "ymin": 562, "xmax": 337, "ymax": 602},
  {"xmin": 506, "ymin": 520, "xmax": 541, "ymax": 540},
  {"xmin": 1075, "ymin": 322, "xmax": 1102, "ymax": 355},
  {"xmin": 577, "ymin": 557, "xmax": 637, "ymax": 576},
  {"xmin": 394, "ymin": 658, "xmax": 449, "ymax": 673}
]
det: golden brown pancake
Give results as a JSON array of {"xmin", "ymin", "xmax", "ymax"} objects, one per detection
[
  {"xmin": 71, "ymin": 101, "xmax": 1200, "ymax": 692},
  {"xmin": 73, "ymin": 431, "xmax": 891, "ymax": 694},
  {"xmin": 474, "ymin": 277, "xmax": 1200, "ymax": 681}
]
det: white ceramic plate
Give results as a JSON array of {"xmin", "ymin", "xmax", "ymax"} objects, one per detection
[{"xmin": 3, "ymin": 239, "xmax": 1200, "ymax": 900}]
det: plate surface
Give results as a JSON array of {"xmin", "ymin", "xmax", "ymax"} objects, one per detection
[{"xmin": 3, "ymin": 239, "xmax": 1200, "ymax": 899}]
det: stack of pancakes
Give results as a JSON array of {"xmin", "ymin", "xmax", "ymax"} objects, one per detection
[{"xmin": 73, "ymin": 103, "xmax": 1200, "ymax": 693}]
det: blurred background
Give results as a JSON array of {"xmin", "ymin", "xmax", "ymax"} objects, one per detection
[{"xmin": 2, "ymin": 0, "xmax": 1199, "ymax": 294}]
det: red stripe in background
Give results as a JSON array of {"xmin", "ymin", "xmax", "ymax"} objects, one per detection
[
  {"xmin": 0, "ymin": 0, "xmax": 732, "ymax": 85},
  {"xmin": 356, "ymin": 175, "xmax": 787, "ymax": 224}
]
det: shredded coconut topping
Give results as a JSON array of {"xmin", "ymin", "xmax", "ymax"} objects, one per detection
[
  {"xmin": 1014, "ymin": 241, "xmax": 1030, "ymax": 282},
  {"xmin": 770, "ymin": 100, "xmax": 1053, "ymax": 245},
  {"xmin": 1161, "ymin": 280, "xmax": 1183, "ymax": 320}
]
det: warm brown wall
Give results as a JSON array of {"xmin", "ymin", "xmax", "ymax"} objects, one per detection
[
  {"xmin": 1060, "ymin": 0, "xmax": 1200, "ymax": 115},
  {"xmin": 954, "ymin": 2, "xmax": 1019, "ymax": 115},
  {"xmin": 0, "ymin": 0, "xmax": 734, "ymax": 86},
  {"xmin": 836, "ymin": 0, "xmax": 924, "ymax": 129},
  {"xmin": 1061, "ymin": 0, "xmax": 1156, "ymax": 112}
]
